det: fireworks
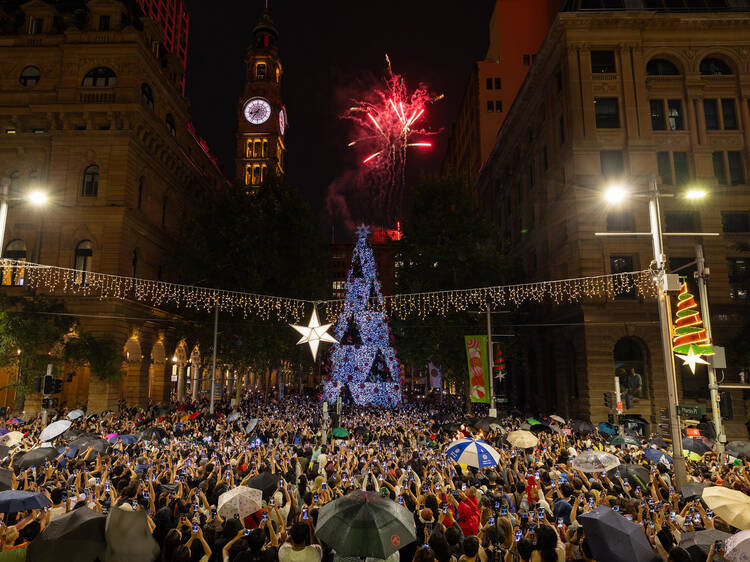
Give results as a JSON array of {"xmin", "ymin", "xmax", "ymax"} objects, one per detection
[{"xmin": 345, "ymin": 55, "xmax": 442, "ymax": 221}]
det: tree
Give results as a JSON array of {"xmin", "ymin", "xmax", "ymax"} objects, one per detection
[{"xmin": 393, "ymin": 174, "xmax": 517, "ymax": 388}]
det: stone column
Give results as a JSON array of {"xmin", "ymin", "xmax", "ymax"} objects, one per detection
[
  {"xmin": 176, "ymin": 363, "xmax": 186, "ymax": 402},
  {"xmin": 87, "ymin": 377, "xmax": 120, "ymax": 412},
  {"xmin": 191, "ymin": 360, "xmax": 201, "ymax": 401},
  {"xmin": 149, "ymin": 361, "xmax": 168, "ymax": 404},
  {"xmin": 124, "ymin": 359, "xmax": 143, "ymax": 407}
]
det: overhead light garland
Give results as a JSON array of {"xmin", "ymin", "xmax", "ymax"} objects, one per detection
[{"xmin": 0, "ymin": 259, "xmax": 656, "ymax": 321}]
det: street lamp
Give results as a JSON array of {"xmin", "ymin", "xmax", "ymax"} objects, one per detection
[
  {"xmin": 684, "ymin": 188, "xmax": 708, "ymax": 200},
  {"xmin": 603, "ymin": 183, "xmax": 629, "ymax": 205},
  {"xmin": 28, "ymin": 190, "xmax": 48, "ymax": 207},
  {"xmin": 0, "ymin": 177, "xmax": 49, "ymax": 260}
]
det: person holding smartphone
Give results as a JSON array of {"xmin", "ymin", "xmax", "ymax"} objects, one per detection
[{"xmin": 278, "ymin": 522, "xmax": 322, "ymax": 562}]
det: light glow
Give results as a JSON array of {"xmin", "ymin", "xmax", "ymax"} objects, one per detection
[
  {"xmin": 603, "ymin": 185, "xmax": 628, "ymax": 204},
  {"xmin": 27, "ymin": 190, "xmax": 48, "ymax": 207},
  {"xmin": 684, "ymin": 189, "xmax": 707, "ymax": 200}
]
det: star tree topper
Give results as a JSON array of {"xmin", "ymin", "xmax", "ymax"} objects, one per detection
[
  {"xmin": 675, "ymin": 345, "xmax": 710, "ymax": 374},
  {"xmin": 290, "ymin": 306, "xmax": 338, "ymax": 361}
]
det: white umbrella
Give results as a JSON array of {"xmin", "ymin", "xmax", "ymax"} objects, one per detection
[
  {"xmin": 550, "ymin": 415, "xmax": 565, "ymax": 424},
  {"xmin": 724, "ymin": 529, "xmax": 750, "ymax": 562},
  {"xmin": 489, "ymin": 423, "xmax": 503, "ymax": 432},
  {"xmin": 0, "ymin": 432, "xmax": 23, "ymax": 447},
  {"xmin": 217, "ymin": 486, "xmax": 262, "ymax": 519},
  {"xmin": 506, "ymin": 430, "xmax": 538, "ymax": 449},
  {"xmin": 702, "ymin": 486, "xmax": 750, "ymax": 530},
  {"xmin": 67, "ymin": 409, "xmax": 84, "ymax": 420},
  {"xmin": 571, "ymin": 450, "xmax": 620, "ymax": 473},
  {"xmin": 39, "ymin": 420, "xmax": 72, "ymax": 443}
]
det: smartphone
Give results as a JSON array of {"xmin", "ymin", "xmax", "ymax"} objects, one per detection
[
  {"xmin": 495, "ymin": 501, "xmax": 500, "ymax": 510},
  {"xmin": 426, "ymin": 522, "xmax": 432, "ymax": 533},
  {"xmin": 313, "ymin": 494, "xmax": 319, "ymax": 503},
  {"xmin": 234, "ymin": 513, "xmax": 240, "ymax": 520},
  {"xmin": 557, "ymin": 518, "xmax": 564, "ymax": 528},
  {"xmin": 488, "ymin": 517, "xmax": 495, "ymax": 526},
  {"xmin": 707, "ymin": 509, "xmax": 714, "ymax": 519},
  {"xmin": 715, "ymin": 541, "xmax": 723, "ymax": 553},
  {"xmin": 211, "ymin": 508, "xmax": 217, "ymax": 518},
  {"xmin": 615, "ymin": 470, "xmax": 621, "ymax": 478},
  {"xmin": 515, "ymin": 530, "xmax": 522, "ymax": 542},
  {"xmin": 193, "ymin": 504, "xmax": 198, "ymax": 512},
  {"xmin": 302, "ymin": 508, "xmax": 308, "ymax": 520},
  {"xmin": 670, "ymin": 512, "xmax": 676, "ymax": 522},
  {"xmin": 538, "ymin": 507, "xmax": 544, "ymax": 518},
  {"xmin": 589, "ymin": 498, "xmax": 594, "ymax": 508},
  {"xmin": 244, "ymin": 529, "xmax": 251, "ymax": 536},
  {"xmin": 322, "ymin": 483, "xmax": 326, "ymax": 491},
  {"xmin": 535, "ymin": 472, "xmax": 540, "ymax": 480},
  {"xmin": 442, "ymin": 504, "xmax": 448, "ymax": 513},
  {"xmin": 461, "ymin": 483, "xmax": 466, "ymax": 492},
  {"xmin": 132, "ymin": 501, "xmax": 138, "ymax": 510},
  {"xmin": 269, "ymin": 498, "xmax": 275, "ymax": 507},
  {"xmin": 96, "ymin": 478, "xmax": 101, "ymax": 486},
  {"xmin": 192, "ymin": 523, "xmax": 198, "ymax": 533},
  {"xmin": 614, "ymin": 506, "xmax": 620, "ymax": 512},
  {"xmin": 398, "ymin": 496, "xmax": 404, "ymax": 505},
  {"xmin": 105, "ymin": 483, "xmax": 110, "ymax": 491},
  {"xmin": 501, "ymin": 505, "xmax": 508, "ymax": 516},
  {"xmin": 529, "ymin": 527, "xmax": 536, "ymax": 536},
  {"xmin": 262, "ymin": 512, "xmax": 268, "ymax": 522},
  {"xmin": 625, "ymin": 515, "xmax": 633, "ymax": 521}
]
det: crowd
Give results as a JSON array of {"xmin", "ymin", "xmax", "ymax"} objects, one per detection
[{"xmin": 0, "ymin": 393, "xmax": 746, "ymax": 562}]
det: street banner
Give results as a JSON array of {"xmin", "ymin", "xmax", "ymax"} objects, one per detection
[
  {"xmin": 465, "ymin": 335, "xmax": 489, "ymax": 403},
  {"xmin": 428, "ymin": 361, "xmax": 442, "ymax": 389}
]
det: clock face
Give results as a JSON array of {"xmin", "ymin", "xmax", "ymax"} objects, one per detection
[
  {"xmin": 279, "ymin": 107, "xmax": 287, "ymax": 136},
  {"xmin": 243, "ymin": 97, "xmax": 271, "ymax": 124}
]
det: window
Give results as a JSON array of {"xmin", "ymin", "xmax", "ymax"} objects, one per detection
[
  {"xmin": 721, "ymin": 99, "xmax": 737, "ymax": 130},
  {"xmin": 714, "ymin": 151, "xmax": 745, "ymax": 185},
  {"xmin": 713, "ymin": 151, "xmax": 728, "ymax": 185},
  {"xmin": 1, "ymin": 240, "xmax": 27, "ymax": 286},
  {"xmin": 137, "ymin": 177, "xmax": 144, "ymax": 210},
  {"xmin": 668, "ymin": 100, "xmax": 684, "ymax": 130},
  {"xmin": 256, "ymin": 63, "xmax": 266, "ymax": 80},
  {"xmin": 131, "ymin": 250, "xmax": 138, "ymax": 279},
  {"xmin": 254, "ymin": 141, "xmax": 261, "ymax": 156},
  {"xmin": 523, "ymin": 54, "xmax": 530, "ymax": 66},
  {"xmin": 610, "ymin": 256, "xmax": 636, "ymax": 299},
  {"xmin": 28, "ymin": 17, "xmax": 42, "ymax": 34},
  {"xmin": 607, "ymin": 210, "xmax": 635, "ymax": 232},
  {"xmin": 74, "ymin": 241, "xmax": 93, "ymax": 285},
  {"xmin": 8, "ymin": 171, "xmax": 21, "ymax": 198},
  {"xmin": 487, "ymin": 101, "xmax": 494, "ymax": 113},
  {"xmin": 646, "ymin": 58, "xmax": 680, "ymax": 76},
  {"xmin": 141, "ymin": 83, "xmax": 154, "ymax": 109},
  {"xmin": 19, "ymin": 66, "xmax": 40, "ymax": 87},
  {"xmin": 614, "ymin": 338, "xmax": 646, "ymax": 395},
  {"xmin": 486, "ymin": 77, "xmax": 493, "ymax": 89},
  {"xmin": 700, "ymin": 57, "xmax": 732, "ymax": 75},
  {"xmin": 161, "ymin": 197, "xmax": 167, "ymax": 227},
  {"xmin": 165, "ymin": 113, "xmax": 176, "ymax": 136},
  {"xmin": 98, "ymin": 15, "xmax": 110, "ymax": 31},
  {"xmin": 664, "ymin": 211, "xmax": 699, "ymax": 233},
  {"xmin": 650, "ymin": 100, "xmax": 666, "ymax": 131},
  {"xmin": 722, "ymin": 212, "xmax": 750, "ymax": 233},
  {"xmin": 728, "ymin": 258, "xmax": 750, "ymax": 300},
  {"xmin": 650, "ymin": 99, "xmax": 684, "ymax": 131},
  {"xmin": 81, "ymin": 164, "xmax": 99, "ymax": 197},
  {"xmin": 704, "ymin": 99, "xmax": 719, "ymax": 130},
  {"xmin": 600, "ymin": 150, "xmax": 624, "ymax": 177},
  {"xmin": 495, "ymin": 101, "xmax": 503, "ymax": 112},
  {"xmin": 494, "ymin": 78, "xmax": 501, "ymax": 89},
  {"xmin": 594, "ymin": 97, "xmax": 620, "ymax": 128},
  {"xmin": 674, "ymin": 152, "xmax": 690, "ymax": 186},
  {"xmin": 560, "ymin": 116, "xmax": 565, "ymax": 144},
  {"xmin": 262, "ymin": 140, "xmax": 268, "ymax": 157},
  {"xmin": 591, "ymin": 50, "xmax": 615, "ymax": 73},
  {"xmin": 82, "ymin": 67, "xmax": 117, "ymax": 87}
]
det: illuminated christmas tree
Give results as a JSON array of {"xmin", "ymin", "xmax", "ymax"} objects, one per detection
[
  {"xmin": 324, "ymin": 224, "xmax": 402, "ymax": 406},
  {"xmin": 672, "ymin": 279, "xmax": 714, "ymax": 373}
]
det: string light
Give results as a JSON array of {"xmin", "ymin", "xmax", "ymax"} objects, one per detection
[{"xmin": 0, "ymin": 259, "xmax": 657, "ymax": 321}]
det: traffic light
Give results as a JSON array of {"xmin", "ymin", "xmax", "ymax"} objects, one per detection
[
  {"xmin": 720, "ymin": 391, "xmax": 733, "ymax": 420},
  {"xmin": 603, "ymin": 392, "xmax": 613, "ymax": 409},
  {"xmin": 42, "ymin": 374, "xmax": 54, "ymax": 395},
  {"xmin": 624, "ymin": 394, "xmax": 633, "ymax": 410},
  {"xmin": 50, "ymin": 398, "xmax": 59, "ymax": 409},
  {"xmin": 53, "ymin": 379, "xmax": 63, "ymax": 394},
  {"xmin": 33, "ymin": 377, "xmax": 43, "ymax": 393},
  {"xmin": 41, "ymin": 399, "xmax": 50, "ymax": 409}
]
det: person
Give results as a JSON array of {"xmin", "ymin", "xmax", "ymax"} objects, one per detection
[
  {"xmin": 278, "ymin": 522, "xmax": 321, "ymax": 562},
  {"xmin": 627, "ymin": 368, "xmax": 643, "ymax": 398},
  {"xmin": 529, "ymin": 526, "xmax": 563, "ymax": 562}
]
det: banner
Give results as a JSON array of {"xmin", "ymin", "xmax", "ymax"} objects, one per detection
[
  {"xmin": 428, "ymin": 361, "xmax": 442, "ymax": 389},
  {"xmin": 465, "ymin": 335, "xmax": 489, "ymax": 403}
]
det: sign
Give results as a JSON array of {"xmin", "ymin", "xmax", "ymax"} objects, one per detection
[
  {"xmin": 658, "ymin": 408, "xmax": 671, "ymax": 440},
  {"xmin": 677, "ymin": 404, "xmax": 706, "ymax": 418},
  {"xmin": 464, "ymin": 335, "xmax": 489, "ymax": 403},
  {"xmin": 428, "ymin": 361, "xmax": 442, "ymax": 389}
]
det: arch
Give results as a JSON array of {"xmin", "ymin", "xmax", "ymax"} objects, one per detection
[
  {"xmin": 173, "ymin": 340, "xmax": 188, "ymax": 365},
  {"xmin": 699, "ymin": 56, "xmax": 734, "ymax": 75},
  {"xmin": 141, "ymin": 82, "xmax": 154, "ymax": 109},
  {"xmin": 73, "ymin": 240, "xmax": 93, "ymax": 284},
  {"xmin": 19, "ymin": 65, "xmax": 41, "ymax": 86},
  {"xmin": 124, "ymin": 337, "xmax": 142, "ymax": 363},
  {"xmin": 82, "ymin": 66, "xmax": 117, "ymax": 87},
  {"xmin": 646, "ymin": 57, "xmax": 680, "ymax": 76},
  {"xmin": 614, "ymin": 337, "xmax": 647, "ymax": 400},
  {"xmin": 150, "ymin": 340, "xmax": 166, "ymax": 364},
  {"xmin": 81, "ymin": 164, "xmax": 99, "ymax": 197},
  {"xmin": 2, "ymin": 239, "xmax": 27, "ymax": 286}
]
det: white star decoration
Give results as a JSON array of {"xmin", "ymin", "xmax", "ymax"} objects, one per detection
[
  {"xmin": 290, "ymin": 307, "xmax": 338, "ymax": 361},
  {"xmin": 356, "ymin": 224, "xmax": 371, "ymax": 238},
  {"xmin": 675, "ymin": 345, "xmax": 710, "ymax": 374}
]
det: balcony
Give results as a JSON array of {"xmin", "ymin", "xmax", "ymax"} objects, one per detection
[{"xmin": 79, "ymin": 88, "xmax": 115, "ymax": 104}]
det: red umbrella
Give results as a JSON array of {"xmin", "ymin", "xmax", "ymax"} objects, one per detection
[{"xmin": 189, "ymin": 412, "xmax": 201, "ymax": 420}]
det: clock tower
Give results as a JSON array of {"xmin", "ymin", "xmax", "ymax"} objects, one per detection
[{"xmin": 236, "ymin": 4, "xmax": 287, "ymax": 191}]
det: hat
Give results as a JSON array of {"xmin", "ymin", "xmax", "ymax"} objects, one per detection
[{"xmin": 419, "ymin": 508, "xmax": 434, "ymax": 524}]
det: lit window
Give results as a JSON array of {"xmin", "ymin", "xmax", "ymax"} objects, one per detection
[
  {"xmin": 256, "ymin": 63, "xmax": 266, "ymax": 80},
  {"xmin": 1, "ymin": 240, "xmax": 27, "ymax": 286}
]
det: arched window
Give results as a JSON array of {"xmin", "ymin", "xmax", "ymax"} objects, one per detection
[
  {"xmin": 614, "ymin": 337, "xmax": 645, "ymax": 400},
  {"xmin": 137, "ymin": 177, "xmax": 144, "ymax": 209},
  {"xmin": 646, "ymin": 58, "xmax": 679, "ymax": 76},
  {"xmin": 141, "ymin": 83, "xmax": 154, "ymax": 109},
  {"xmin": 256, "ymin": 63, "xmax": 266, "ymax": 80},
  {"xmin": 700, "ymin": 57, "xmax": 732, "ymax": 75},
  {"xmin": 81, "ymin": 164, "xmax": 99, "ymax": 197},
  {"xmin": 19, "ymin": 65, "xmax": 41, "ymax": 86},
  {"xmin": 74, "ymin": 240, "xmax": 93, "ymax": 285},
  {"xmin": 82, "ymin": 67, "xmax": 117, "ymax": 87},
  {"xmin": 262, "ymin": 139, "xmax": 268, "ymax": 157},
  {"xmin": 2, "ymin": 240, "xmax": 27, "ymax": 286},
  {"xmin": 254, "ymin": 141, "xmax": 261, "ymax": 156},
  {"xmin": 165, "ymin": 113, "xmax": 176, "ymax": 136}
]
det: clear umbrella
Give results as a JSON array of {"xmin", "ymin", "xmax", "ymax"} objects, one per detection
[
  {"xmin": 0, "ymin": 431, "xmax": 23, "ymax": 447},
  {"xmin": 39, "ymin": 420, "xmax": 72, "ymax": 443},
  {"xmin": 550, "ymin": 415, "xmax": 565, "ymax": 424},
  {"xmin": 66, "ymin": 410, "xmax": 84, "ymax": 420},
  {"xmin": 571, "ymin": 450, "xmax": 620, "ymax": 473},
  {"xmin": 217, "ymin": 486, "xmax": 262, "ymax": 520},
  {"xmin": 724, "ymin": 529, "xmax": 750, "ymax": 562}
]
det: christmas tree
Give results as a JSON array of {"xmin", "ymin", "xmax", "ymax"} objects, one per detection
[
  {"xmin": 324, "ymin": 224, "xmax": 402, "ymax": 406},
  {"xmin": 672, "ymin": 278, "xmax": 714, "ymax": 373}
]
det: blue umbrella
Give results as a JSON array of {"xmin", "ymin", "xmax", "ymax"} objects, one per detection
[
  {"xmin": 643, "ymin": 448, "xmax": 673, "ymax": 465},
  {"xmin": 580, "ymin": 506, "xmax": 655, "ymax": 562},
  {"xmin": 597, "ymin": 422, "xmax": 617, "ymax": 435},
  {"xmin": 109, "ymin": 434, "xmax": 137, "ymax": 445},
  {"xmin": 0, "ymin": 490, "xmax": 51, "ymax": 513},
  {"xmin": 445, "ymin": 438, "xmax": 500, "ymax": 468}
]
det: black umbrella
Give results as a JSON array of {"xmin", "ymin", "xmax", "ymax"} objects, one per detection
[
  {"xmin": 0, "ymin": 445, "xmax": 10, "ymax": 460},
  {"xmin": 679, "ymin": 529, "xmax": 730, "ymax": 559},
  {"xmin": 460, "ymin": 417, "xmax": 478, "ymax": 428},
  {"xmin": 474, "ymin": 417, "xmax": 499, "ymax": 432},
  {"xmin": 0, "ymin": 490, "xmax": 51, "ymax": 513},
  {"xmin": 442, "ymin": 423, "xmax": 460, "ymax": 433},
  {"xmin": 244, "ymin": 471, "xmax": 281, "ymax": 500},
  {"xmin": 103, "ymin": 505, "xmax": 160, "ymax": 561},
  {"xmin": 27, "ymin": 507, "xmax": 106, "ymax": 562},
  {"xmin": 579, "ymin": 506, "xmax": 654, "ymax": 562},
  {"xmin": 606, "ymin": 464, "xmax": 650, "ymax": 490},
  {"xmin": 354, "ymin": 427, "xmax": 368, "ymax": 435},
  {"xmin": 530, "ymin": 424, "xmax": 554, "ymax": 434},
  {"xmin": 70, "ymin": 436, "xmax": 109, "ymax": 455},
  {"xmin": 683, "ymin": 437, "xmax": 711, "ymax": 456},
  {"xmin": 726, "ymin": 440, "xmax": 750, "ymax": 459},
  {"xmin": 648, "ymin": 436, "xmax": 668, "ymax": 448},
  {"xmin": 17, "ymin": 447, "xmax": 59, "ymax": 470},
  {"xmin": 680, "ymin": 482, "xmax": 709, "ymax": 500},
  {"xmin": 316, "ymin": 491, "xmax": 416, "ymax": 559},
  {"xmin": 571, "ymin": 420, "xmax": 595, "ymax": 434},
  {"xmin": 509, "ymin": 409, "xmax": 524, "ymax": 418},
  {"xmin": 0, "ymin": 468, "xmax": 13, "ymax": 491},
  {"xmin": 138, "ymin": 427, "xmax": 167, "ymax": 442}
]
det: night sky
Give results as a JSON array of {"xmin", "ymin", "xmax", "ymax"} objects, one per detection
[{"xmin": 184, "ymin": 0, "xmax": 495, "ymax": 235}]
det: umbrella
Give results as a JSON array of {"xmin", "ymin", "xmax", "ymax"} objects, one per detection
[
  {"xmin": 71, "ymin": 436, "xmax": 110, "ymax": 454},
  {"xmin": 726, "ymin": 441, "xmax": 750, "ymax": 460},
  {"xmin": 442, "ymin": 422, "xmax": 460, "ymax": 433},
  {"xmin": 217, "ymin": 486, "xmax": 262, "ymax": 519},
  {"xmin": 643, "ymin": 448, "xmax": 673, "ymax": 465},
  {"xmin": 16, "ymin": 447, "xmax": 59, "ymax": 469},
  {"xmin": 550, "ymin": 415, "xmax": 566, "ymax": 424},
  {"xmin": 702, "ymin": 486, "xmax": 750, "ymax": 530},
  {"xmin": 606, "ymin": 464, "xmax": 650, "ymax": 490},
  {"xmin": 506, "ymin": 430, "xmax": 538, "ymax": 449},
  {"xmin": 226, "ymin": 412, "xmax": 241, "ymax": 423},
  {"xmin": 571, "ymin": 420, "xmax": 595, "ymax": 434},
  {"xmin": 571, "ymin": 450, "xmax": 620, "ymax": 473},
  {"xmin": 8, "ymin": 418, "xmax": 22, "ymax": 425},
  {"xmin": 315, "ymin": 490, "xmax": 416, "ymax": 559},
  {"xmin": 679, "ymin": 529, "xmax": 730, "ymax": 559},
  {"xmin": 648, "ymin": 436, "xmax": 668, "ymax": 448},
  {"xmin": 474, "ymin": 417, "xmax": 499, "ymax": 432},
  {"xmin": 680, "ymin": 482, "xmax": 709, "ymax": 500},
  {"xmin": 530, "ymin": 424, "xmax": 554, "ymax": 434},
  {"xmin": 0, "ymin": 490, "xmax": 51, "ymax": 513},
  {"xmin": 0, "ymin": 428, "xmax": 8, "ymax": 436},
  {"xmin": 244, "ymin": 471, "xmax": 281, "ymax": 500},
  {"xmin": 245, "ymin": 418, "xmax": 259, "ymax": 434},
  {"xmin": 0, "ymin": 445, "xmax": 9, "ymax": 460},
  {"xmin": 683, "ymin": 437, "xmax": 711, "ymax": 456},
  {"xmin": 39, "ymin": 420, "xmax": 72, "ymax": 443},
  {"xmin": 66, "ymin": 409, "xmax": 84, "ymax": 421},
  {"xmin": 0, "ymin": 468, "xmax": 13, "ymax": 491},
  {"xmin": 519, "ymin": 422, "xmax": 531, "ymax": 430},
  {"xmin": 354, "ymin": 426, "xmax": 368, "ymax": 435},
  {"xmin": 0, "ymin": 431, "xmax": 23, "ymax": 447},
  {"xmin": 598, "ymin": 422, "xmax": 618, "ymax": 436},
  {"xmin": 526, "ymin": 418, "xmax": 542, "ymax": 425},
  {"xmin": 155, "ymin": 406, "xmax": 170, "ymax": 416},
  {"xmin": 609, "ymin": 435, "xmax": 641, "ymax": 448},
  {"xmin": 27, "ymin": 506, "xmax": 106, "ymax": 562},
  {"xmin": 332, "ymin": 427, "xmax": 349, "ymax": 438},
  {"xmin": 579, "ymin": 506, "xmax": 655, "ymax": 562},
  {"xmin": 724, "ymin": 530, "xmax": 750, "ymax": 562},
  {"xmin": 108, "ymin": 435, "xmax": 137, "ymax": 446},
  {"xmin": 138, "ymin": 427, "xmax": 167, "ymax": 442},
  {"xmin": 445, "ymin": 438, "xmax": 500, "ymax": 468},
  {"xmin": 103, "ymin": 504, "xmax": 160, "ymax": 562}
]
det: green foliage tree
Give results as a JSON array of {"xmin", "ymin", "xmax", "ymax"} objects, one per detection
[{"xmin": 64, "ymin": 334, "xmax": 124, "ymax": 381}]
